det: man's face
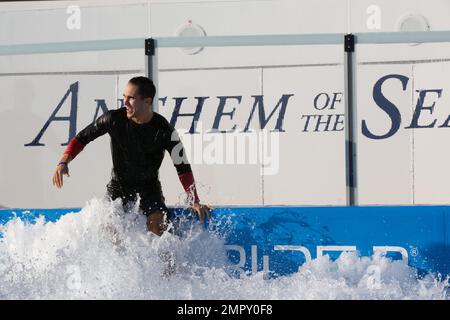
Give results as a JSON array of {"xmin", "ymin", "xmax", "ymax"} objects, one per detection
[{"xmin": 123, "ymin": 83, "xmax": 152, "ymax": 119}]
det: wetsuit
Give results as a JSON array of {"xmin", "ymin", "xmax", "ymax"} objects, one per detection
[{"xmin": 63, "ymin": 107, "xmax": 199, "ymax": 217}]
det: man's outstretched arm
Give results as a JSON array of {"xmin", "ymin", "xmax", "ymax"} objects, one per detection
[
  {"xmin": 52, "ymin": 138, "xmax": 84, "ymax": 188},
  {"xmin": 165, "ymin": 128, "xmax": 214, "ymax": 221},
  {"xmin": 52, "ymin": 112, "xmax": 111, "ymax": 189},
  {"xmin": 178, "ymin": 170, "xmax": 214, "ymax": 221}
]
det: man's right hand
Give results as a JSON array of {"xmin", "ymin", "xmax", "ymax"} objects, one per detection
[{"xmin": 52, "ymin": 163, "xmax": 70, "ymax": 188}]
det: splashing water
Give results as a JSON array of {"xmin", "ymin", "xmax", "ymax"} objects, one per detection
[{"xmin": 0, "ymin": 198, "xmax": 448, "ymax": 300}]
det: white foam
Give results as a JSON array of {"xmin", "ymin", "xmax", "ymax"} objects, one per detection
[{"xmin": 0, "ymin": 197, "xmax": 448, "ymax": 300}]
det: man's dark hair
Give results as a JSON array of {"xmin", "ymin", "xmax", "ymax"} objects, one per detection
[{"xmin": 129, "ymin": 76, "xmax": 156, "ymax": 100}]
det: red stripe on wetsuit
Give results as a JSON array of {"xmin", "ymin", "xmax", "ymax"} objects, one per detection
[
  {"xmin": 178, "ymin": 171, "xmax": 200, "ymax": 203},
  {"xmin": 64, "ymin": 138, "xmax": 85, "ymax": 159}
]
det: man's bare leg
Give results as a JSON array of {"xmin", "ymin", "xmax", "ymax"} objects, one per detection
[
  {"xmin": 147, "ymin": 211, "xmax": 175, "ymax": 277},
  {"xmin": 146, "ymin": 211, "xmax": 168, "ymax": 236}
]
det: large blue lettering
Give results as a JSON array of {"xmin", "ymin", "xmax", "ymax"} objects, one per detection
[
  {"xmin": 169, "ymin": 97, "xmax": 208, "ymax": 134},
  {"xmin": 362, "ymin": 74, "xmax": 409, "ymax": 140},
  {"xmin": 405, "ymin": 89, "xmax": 442, "ymax": 129},
  {"xmin": 212, "ymin": 96, "xmax": 241, "ymax": 133},
  {"xmin": 244, "ymin": 94, "xmax": 293, "ymax": 132},
  {"xmin": 92, "ymin": 99, "xmax": 110, "ymax": 123},
  {"xmin": 25, "ymin": 82, "xmax": 79, "ymax": 147}
]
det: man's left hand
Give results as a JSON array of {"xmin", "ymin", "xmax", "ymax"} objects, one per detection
[{"xmin": 190, "ymin": 202, "xmax": 214, "ymax": 221}]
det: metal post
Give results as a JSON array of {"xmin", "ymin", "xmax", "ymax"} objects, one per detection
[
  {"xmin": 344, "ymin": 34, "xmax": 357, "ymax": 206},
  {"xmin": 145, "ymin": 38, "xmax": 159, "ymax": 112}
]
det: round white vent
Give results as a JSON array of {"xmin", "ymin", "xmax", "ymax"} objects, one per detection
[
  {"xmin": 396, "ymin": 13, "xmax": 430, "ymax": 32},
  {"xmin": 175, "ymin": 21, "xmax": 207, "ymax": 55}
]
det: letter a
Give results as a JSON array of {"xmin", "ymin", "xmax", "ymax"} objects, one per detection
[{"xmin": 25, "ymin": 82, "xmax": 79, "ymax": 147}]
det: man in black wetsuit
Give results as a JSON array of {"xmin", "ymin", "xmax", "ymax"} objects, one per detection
[{"xmin": 52, "ymin": 76, "xmax": 213, "ymax": 236}]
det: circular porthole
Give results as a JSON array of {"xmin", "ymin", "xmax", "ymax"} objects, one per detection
[
  {"xmin": 396, "ymin": 13, "xmax": 430, "ymax": 32},
  {"xmin": 175, "ymin": 21, "xmax": 207, "ymax": 55}
]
